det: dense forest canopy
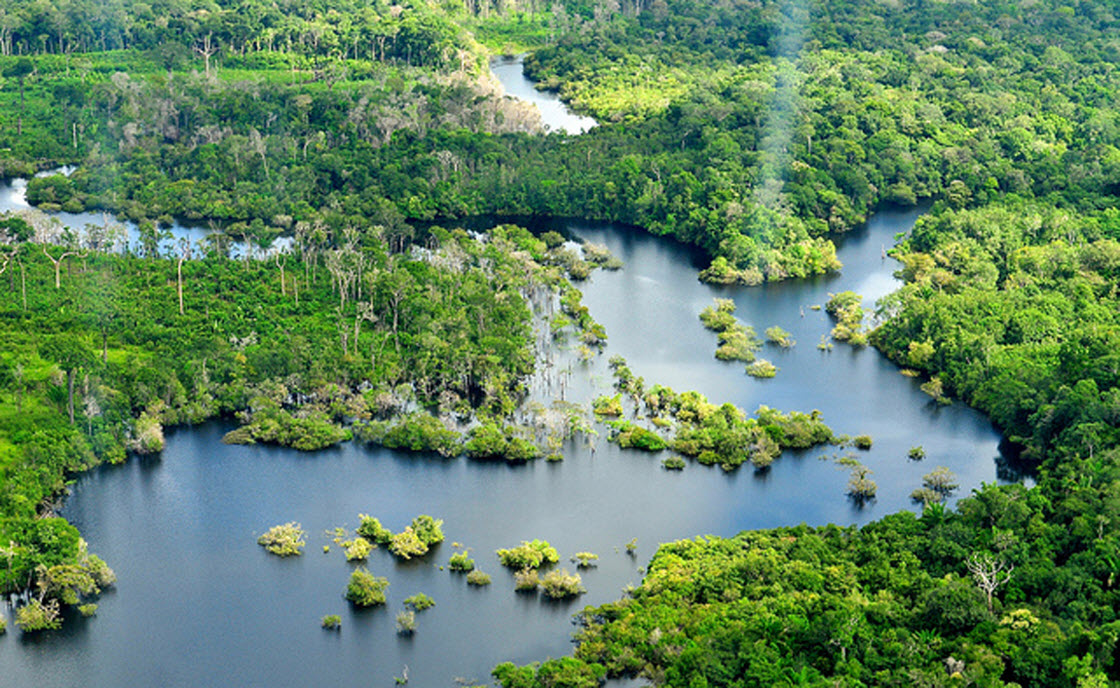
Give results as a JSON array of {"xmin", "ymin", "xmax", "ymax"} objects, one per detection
[{"xmin": 0, "ymin": 0, "xmax": 1118, "ymax": 684}]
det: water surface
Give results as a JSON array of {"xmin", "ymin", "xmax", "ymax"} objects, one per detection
[{"xmin": 0, "ymin": 65, "xmax": 1011, "ymax": 688}]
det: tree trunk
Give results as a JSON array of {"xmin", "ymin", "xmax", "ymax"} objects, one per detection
[
  {"xmin": 67, "ymin": 369, "xmax": 75, "ymax": 425},
  {"xmin": 177, "ymin": 256, "xmax": 185, "ymax": 315}
]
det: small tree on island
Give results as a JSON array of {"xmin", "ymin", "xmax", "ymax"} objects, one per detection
[{"xmin": 345, "ymin": 569, "xmax": 388, "ymax": 607}]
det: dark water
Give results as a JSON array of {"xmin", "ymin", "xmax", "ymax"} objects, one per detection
[
  {"xmin": 0, "ymin": 64, "xmax": 1010, "ymax": 688},
  {"xmin": 490, "ymin": 56, "xmax": 597, "ymax": 135},
  {"xmin": 0, "ymin": 208, "xmax": 1010, "ymax": 688}
]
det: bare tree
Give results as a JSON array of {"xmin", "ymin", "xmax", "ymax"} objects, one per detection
[
  {"xmin": 176, "ymin": 238, "xmax": 191, "ymax": 315},
  {"xmin": 42, "ymin": 243, "xmax": 83, "ymax": 289},
  {"xmin": 194, "ymin": 33, "xmax": 217, "ymax": 78},
  {"xmin": 966, "ymin": 552, "xmax": 1013, "ymax": 613}
]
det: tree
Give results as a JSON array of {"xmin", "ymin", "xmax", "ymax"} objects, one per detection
[
  {"xmin": 3, "ymin": 58, "xmax": 32, "ymax": 137},
  {"xmin": 177, "ymin": 238, "xmax": 192, "ymax": 315},
  {"xmin": 42, "ymin": 334, "xmax": 94, "ymax": 425},
  {"xmin": 966, "ymin": 552, "xmax": 1013, "ymax": 613}
]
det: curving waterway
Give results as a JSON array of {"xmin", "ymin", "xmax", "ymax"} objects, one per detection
[{"xmin": 0, "ymin": 62, "xmax": 1014, "ymax": 687}]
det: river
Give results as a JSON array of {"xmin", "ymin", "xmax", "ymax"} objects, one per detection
[{"xmin": 0, "ymin": 61, "xmax": 1012, "ymax": 688}]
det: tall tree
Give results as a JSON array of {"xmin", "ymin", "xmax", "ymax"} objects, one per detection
[{"xmin": 42, "ymin": 334, "xmax": 94, "ymax": 425}]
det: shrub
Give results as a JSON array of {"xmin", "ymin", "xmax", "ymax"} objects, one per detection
[
  {"xmin": 572, "ymin": 552, "xmax": 599, "ymax": 568},
  {"xmin": 847, "ymin": 466, "xmax": 878, "ymax": 501},
  {"xmin": 15, "ymin": 599, "xmax": 61, "ymax": 632},
  {"xmin": 360, "ymin": 412, "xmax": 462, "ymax": 457},
  {"xmin": 746, "ymin": 359, "xmax": 778, "ymax": 378},
  {"xmin": 321, "ymin": 615, "xmax": 341, "ymax": 630},
  {"xmin": 78, "ymin": 604, "xmax": 98, "ymax": 617},
  {"xmin": 611, "ymin": 421, "xmax": 667, "ymax": 451},
  {"xmin": 345, "ymin": 569, "xmax": 388, "ymax": 607},
  {"xmin": 403, "ymin": 593, "xmax": 434, "ymax": 611},
  {"xmin": 257, "ymin": 522, "xmax": 306, "ymax": 556},
  {"xmin": 409, "ymin": 515, "xmax": 444, "ymax": 546},
  {"xmin": 765, "ymin": 326, "xmax": 795, "ymax": 348},
  {"xmin": 715, "ymin": 327, "xmax": 760, "ymax": 362},
  {"xmin": 540, "ymin": 569, "xmax": 585, "ymax": 599},
  {"xmin": 592, "ymin": 394, "xmax": 623, "ymax": 417},
  {"xmin": 396, "ymin": 610, "xmax": 417, "ymax": 635},
  {"xmin": 356, "ymin": 514, "xmax": 393, "ymax": 545},
  {"xmin": 908, "ymin": 445, "xmax": 927, "ymax": 461},
  {"xmin": 853, "ymin": 435, "xmax": 873, "ymax": 450},
  {"xmin": 448, "ymin": 550, "xmax": 475, "ymax": 572},
  {"xmin": 922, "ymin": 466, "xmax": 959, "ymax": 496},
  {"xmin": 389, "ymin": 527, "xmax": 429, "ymax": 559},
  {"xmin": 343, "ymin": 537, "xmax": 373, "ymax": 562},
  {"xmin": 496, "ymin": 540, "xmax": 560, "ymax": 569},
  {"xmin": 514, "ymin": 568, "xmax": 540, "ymax": 591},
  {"xmin": 0, "ymin": 613, "xmax": 5, "ymax": 634},
  {"xmin": 466, "ymin": 570, "xmax": 491, "ymax": 586},
  {"xmin": 662, "ymin": 455, "xmax": 686, "ymax": 470}
]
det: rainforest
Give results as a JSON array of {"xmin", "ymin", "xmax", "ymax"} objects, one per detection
[{"xmin": 1, "ymin": 0, "xmax": 1119, "ymax": 686}]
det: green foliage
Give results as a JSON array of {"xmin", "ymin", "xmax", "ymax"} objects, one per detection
[
  {"xmin": 345, "ymin": 569, "xmax": 388, "ymax": 607},
  {"xmin": 389, "ymin": 528, "xmax": 429, "ymax": 560},
  {"xmin": 409, "ymin": 515, "xmax": 445, "ymax": 547},
  {"xmin": 320, "ymin": 615, "xmax": 341, "ymax": 630},
  {"xmin": 661, "ymin": 455, "xmax": 686, "ymax": 470},
  {"xmin": 853, "ymin": 435, "xmax": 873, "ymax": 450},
  {"xmin": 764, "ymin": 326, "xmax": 795, "ymax": 348},
  {"xmin": 540, "ymin": 569, "xmax": 584, "ymax": 599},
  {"xmin": 343, "ymin": 537, "xmax": 373, "ymax": 562},
  {"xmin": 224, "ymin": 406, "xmax": 350, "ymax": 451},
  {"xmin": 745, "ymin": 359, "xmax": 778, "ymax": 378},
  {"xmin": 466, "ymin": 569, "xmax": 491, "ymax": 586},
  {"xmin": 356, "ymin": 515, "xmax": 393, "ymax": 545},
  {"xmin": 449, "ymin": 550, "xmax": 476, "ymax": 572},
  {"xmin": 357, "ymin": 412, "xmax": 462, "ymax": 458},
  {"xmin": 396, "ymin": 610, "xmax": 417, "ymax": 635},
  {"xmin": 493, "ymin": 658, "xmax": 606, "ymax": 688},
  {"xmin": 403, "ymin": 593, "xmax": 434, "ymax": 611},
  {"xmin": 826, "ymin": 291, "xmax": 866, "ymax": 345},
  {"xmin": 464, "ymin": 423, "xmax": 541, "ymax": 462},
  {"xmin": 571, "ymin": 552, "xmax": 598, "ymax": 569},
  {"xmin": 908, "ymin": 446, "xmax": 926, "ymax": 461},
  {"xmin": 608, "ymin": 421, "xmax": 666, "ymax": 451},
  {"xmin": 591, "ymin": 394, "xmax": 623, "ymax": 417},
  {"xmin": 496, "ymin": 540, "xmax": 560, "ymax": 570},
  {"xmin": 699, "ymin": 299, "xmax": 762, "ymax": 362},
  {"xmin": 257, "ymin": 523, "xmax": 306, "ymax": 557},
  {"xmin": 15, "ymin": 599, "xmax": 61, "ymax": 632},
  {"xmin": 514, "ymin": 568, "xmax": 539, "ymax": 591}
]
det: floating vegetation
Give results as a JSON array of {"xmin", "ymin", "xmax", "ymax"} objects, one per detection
[{"xmin": 321, "ymin": 615, "xmax": 341, "ymax": 630}]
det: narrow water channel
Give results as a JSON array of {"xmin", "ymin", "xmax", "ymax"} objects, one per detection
[{"xmin": 0, "ymin": 62, "xmax": 1013, "ymax": 688}]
